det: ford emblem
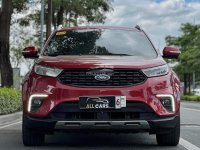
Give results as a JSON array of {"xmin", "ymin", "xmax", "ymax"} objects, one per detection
[{"xmin": 94, "ymin": 74, "xmax": 110, "ymax": 81}]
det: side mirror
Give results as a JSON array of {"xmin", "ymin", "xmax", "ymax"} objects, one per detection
[
  {"xmin": 163, "ymin": 47, "xmax": 181, "ymax": 59},
  {"xmin": 22, "ymin": 46, "xmax": 39, "ymax": 59}
]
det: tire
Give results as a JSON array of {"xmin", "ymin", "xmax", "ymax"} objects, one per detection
[
  {"xmin": 22, "ymin": 118, "xmax": 45, "ymax": 146},
  {"xmin": 156, "ymin": 116, "xmax": 180, "ymax": 146}
]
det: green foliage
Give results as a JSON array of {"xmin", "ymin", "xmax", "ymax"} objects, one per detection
[
  {"xmin": 12, "ymin": 0, "xmax": 28, "ymax": 12},
  {"xmin": 18, "ymin": 0, "xmax": 113, "ymax": 28},
  {"xmin": 18, "ymin": 10, "xmax": 41, "ymax": 27},
  {"xmin": 165, "ymin": 23, "xmax": 200, "ymax": 81},
  {"xmin": 166, "ymin": 23, "xmax": 200, "ymax": 52},
  {"xmin": 10, "ymin": 47, "xmax": 24, "ymax": 68},
  {"xmin": 0, "ymin": 88, "xmax": 22, "ymax": 115},
  {"xmin": 19, "ymin": 18, "xmax": 30, "ymax": 26},
  {"xmin": 181, "ymin": 95, "xmax": 200, "ymax": 102},
  {"xmin": 52, "ymin": 0, "xmax": 113, "ymax": 27}
]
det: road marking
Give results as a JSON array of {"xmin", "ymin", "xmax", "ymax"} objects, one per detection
[
  {"xmin": 0, "ymin": 119, "xmax": 22, "ymax": 126},
  {"xmin": 0, "ymin": 121, "xmax": 22, "ymax": 129},
  {"xmin": 181, "ymin": 125, "xmax": 200, "ymax": 128},
  {"xmin": 180, "ymin": 138, "xmax": 200, "ymax": 150},
  {"xmin": 182, "ymin": 107, "xmax": 200, "ymax": 112}
]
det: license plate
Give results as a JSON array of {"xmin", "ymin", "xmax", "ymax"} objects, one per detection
[{"xmin": 79, "ymin": 96, "xmax": 126, "ymax": 109}]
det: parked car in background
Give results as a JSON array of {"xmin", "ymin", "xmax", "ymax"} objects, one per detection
[
  {"xmin": 193, "ymin": 89, "xmax": 200, "ymax": 96},
  {"xmin": 22, "ymin": 26, "xmax": 181, "ymax": 146}
]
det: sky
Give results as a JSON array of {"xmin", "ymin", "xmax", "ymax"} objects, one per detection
[{"xmin": 104, "ymin": 0, "xmax": 200, "ymax": 51}]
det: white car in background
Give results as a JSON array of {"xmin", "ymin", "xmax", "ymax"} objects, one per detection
[{"xmin": 193, "ymin": 89, "xmax": 200, "ymax": 96}]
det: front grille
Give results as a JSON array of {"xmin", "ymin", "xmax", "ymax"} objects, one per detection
[
  {"xmin": 50, "ymin": 102, "xmax": 156, "ymax": 121},
  {"xmin": 57, "ymin": 69, "xmax": 147, "ymax": 87}
]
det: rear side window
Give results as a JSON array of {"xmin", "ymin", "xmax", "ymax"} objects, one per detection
[{"xmin": 43, "ymin": 29, "xmax": 157, "ymax": 58}]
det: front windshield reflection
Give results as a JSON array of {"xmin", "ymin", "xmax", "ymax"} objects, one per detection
[{"xmin": 43, "ymin": 29, "xmax": 157, "ymax": 58}]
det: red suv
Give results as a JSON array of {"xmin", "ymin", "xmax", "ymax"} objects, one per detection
[{"xmin": 22, "ymin": 26, "xmax": 181, "ymax": 146}]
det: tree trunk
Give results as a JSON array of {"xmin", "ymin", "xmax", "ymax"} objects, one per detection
[
  {"xmin": 57, "ymin": 5, "xmax": 64, "ymax": 27},
  {"xmin": 0, "ymin": 10, "xmax": 1, "ymax": 82},
  {"xmin": 188, "ymin": 73, "xmax": 191, "ymax": 94},
  {"xmin": 46, "ymin": 0, "xmax": 52, "ymax": 40},
  {"xmin": 0, "ymin": 0, "xmax": 13, "ymax": 87},
  {"xmin": 184, "ymin": 73, "xmax": 187, "ymax": 95}
]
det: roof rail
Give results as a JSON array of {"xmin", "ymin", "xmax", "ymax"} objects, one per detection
[{"xmin": 135, "ymin": 25, "xmax": 142, "ymax": 31}]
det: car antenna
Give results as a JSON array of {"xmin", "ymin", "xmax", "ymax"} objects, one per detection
[{"xmin": 135, "ymin": 25, "xmax": 142, "ymax": 31}]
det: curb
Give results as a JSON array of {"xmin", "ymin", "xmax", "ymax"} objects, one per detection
[{"xmin": 0, "ymin": 112, "xmax": 22, "ymax": 125}]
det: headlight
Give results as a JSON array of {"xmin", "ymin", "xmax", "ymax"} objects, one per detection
[
  {"xmin": 34, "ymin": 65, "xmax": 63, "ymax": 77},
  {"xmin": 142, "ymin": 64, "xmax": 169, "ymax": 77}
]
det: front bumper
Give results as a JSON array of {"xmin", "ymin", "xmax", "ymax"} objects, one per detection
[
  {"xmin": 23, "ymin": 115, "xmax": 180, "ymax": 134},
  {"xmin": 23, "ymin": 71, "xmax": 180, "ymax": 117}
]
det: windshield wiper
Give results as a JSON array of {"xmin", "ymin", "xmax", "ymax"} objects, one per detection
[
  {"xmin": 109, "ymin": 53, "xmax": 132, "ymax": 56},
  {"xmin": 47, "ymin": 51, "xmax": 65, "ymax": 56},
  {"xmin": 47, "ymin": 53, "xmax": 60, "ymax": 56},
  {"xmin": 46, "ymin": 53, "xmax": 132, "ymax": 56}
]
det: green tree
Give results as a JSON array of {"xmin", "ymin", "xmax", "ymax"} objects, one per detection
[
  {"xmin": 20, "ymin": 0, "xmax": 113, "ymax": 39},
  {"xmin": 51, "ymin": 0, "xmax": 113, "ymax": 29},
  {"xmin": 165, "ymin": 23, "xmax": 200, "ymax": 94}
]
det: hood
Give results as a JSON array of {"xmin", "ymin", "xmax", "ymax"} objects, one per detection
[{"xmin": 36, "ymin": 55, "xmax": 166, "ymax": 69}]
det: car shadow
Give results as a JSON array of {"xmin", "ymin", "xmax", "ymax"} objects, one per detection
[{"xmin": 44, "ymin": 133, "xmax": 180, "ymax": 150}]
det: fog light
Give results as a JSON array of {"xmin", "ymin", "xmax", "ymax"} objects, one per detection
[
  {"xmin": 161, "ymin": 98, "xmax": 171, "ymax": 105},
  {"xmin": 156, "ymin": 94, "xmax": 175, "ymax": 113},
  {"xmin": 28, "ymin": 94, "xmax": 48, "ymax": 112},
  {"xmin": 32, "ymin": 99, "xmax": 43, "ymax": 105}
]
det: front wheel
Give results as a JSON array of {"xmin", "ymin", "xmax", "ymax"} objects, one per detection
[
  {"xmin": 156, "ymin": 116, "xmax": 180, "ymax": 146},
  {"xmin": 22, "ymin": 117, "xmax": 45, "ymax": 146}
]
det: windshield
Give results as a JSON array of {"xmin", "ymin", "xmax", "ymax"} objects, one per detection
[{"xmin": 43, "ymin": 29, "xmax": 157, "ymax": 58}]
